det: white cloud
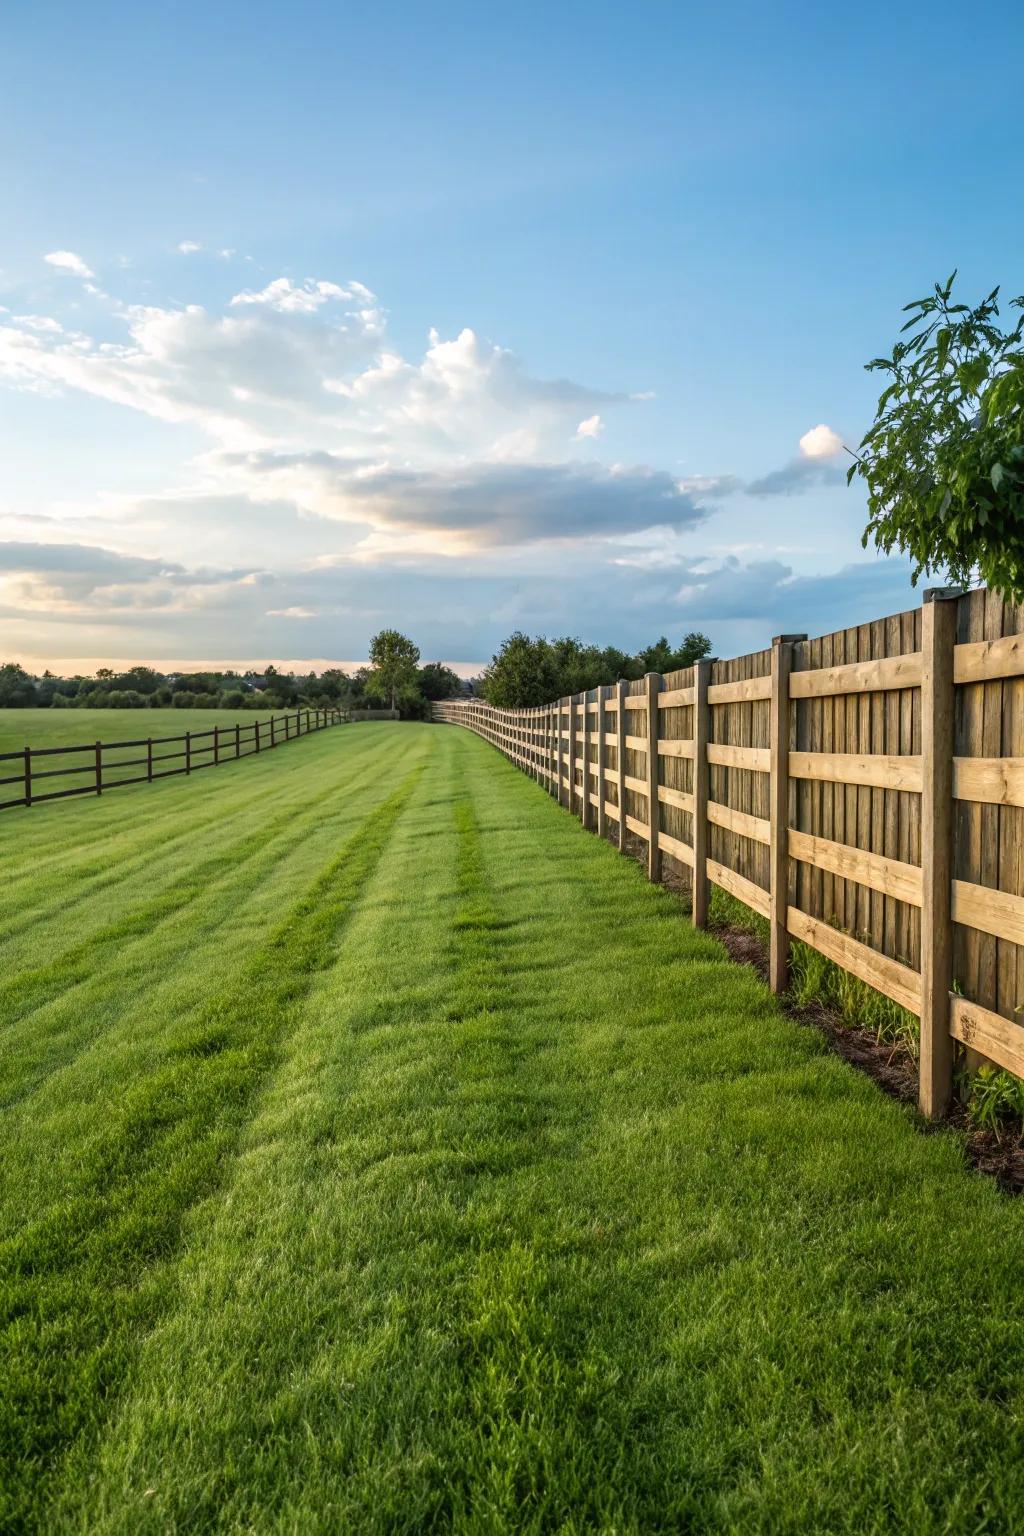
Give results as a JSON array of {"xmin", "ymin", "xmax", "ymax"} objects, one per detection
[
  {"xmin": 799, "ymin": 422, "xmax": 844, "ymax": 459},
  {"xmin": 746, "ymin": 422, "xmax": 848, "ymax": 497},
  {"xmin": 267, "ymin": 605, "xmax": 317, "ymax": 618},
  {"xmin": 229, "ymin": 277, "xmax": 367, "ymax": 314},
  {"xmin": 43, "ymin": 250, "xmax": 93, "ymax": 279},
  {"xmin": 177, "ymin": 241, "xmax": 202, "ymax": 254},
  {"xmin": 576, "ymin": 413, "xmax": 603, "ymax": 439}
]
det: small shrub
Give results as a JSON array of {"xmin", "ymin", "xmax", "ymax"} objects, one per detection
[{"xmin": 965, "ymin": 1065, "xmax": 1024, "ymax": 1140}]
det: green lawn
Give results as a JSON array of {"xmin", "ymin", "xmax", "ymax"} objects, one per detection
[
  {"xmin": 3, "ymin": 722, "xmax": 1024, "ymax": 1533},
  {"xmin": 0, "ymin": 707, "xmax": 300, "ymax": 755}
]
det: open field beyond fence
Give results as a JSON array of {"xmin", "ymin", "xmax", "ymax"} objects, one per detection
[
  {"xmin": 0, "ymin": 706, "xmax": 345, "ymax": 812},
  {"xmin": 436, "ymin": 585, "xmax": 1024, "ymax": 1116},
  {"xmin": 4, "ymin": 722, "xmax": 1024, "ymax": 1531}
]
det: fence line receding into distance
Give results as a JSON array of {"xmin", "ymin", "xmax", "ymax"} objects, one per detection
[
  {"xmin": 434, "ymin": 585, "xmax": 1024, "ymax": 1116},
  {"xmin": 0, "ymin": 707, "xmax": 347, "ymax": 815}
]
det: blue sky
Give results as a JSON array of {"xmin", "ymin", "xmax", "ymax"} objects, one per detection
[{"xmin": 1, "ymin": 0, "xmax": 1022, "ymax": 672}]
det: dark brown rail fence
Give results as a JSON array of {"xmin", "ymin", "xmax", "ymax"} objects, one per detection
[
  {"xmin": 434, "ymin": 585, "xmax": 1024, "ymax": 1117},
  {"xmin": 0, "ymin": 707, "xmax": 347, "ymax": 815}
]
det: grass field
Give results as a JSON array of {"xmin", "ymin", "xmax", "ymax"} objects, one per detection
[
  {"xmin": 4, "ymin": 722, "xmax": 1024, "ymax": 1533},
  {"xmin": 0, "ymin": 707, "xmax": 294, "ymax": 755}
]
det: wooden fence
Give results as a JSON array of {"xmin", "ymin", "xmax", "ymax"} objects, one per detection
[
  {"xmin": 0, "ymin": 707, "xmax": 346, "ymax": 815},
  {"xmin": 434, "ymin": 586, "xmax": 1024, "ymax": 1116}
]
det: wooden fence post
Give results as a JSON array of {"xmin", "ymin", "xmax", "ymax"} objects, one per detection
[
  {"xmin": 769, "ymin": 636, "xmax": 805, "ymax": 993},
  {"xmin": 567, "ymin": 696, "xmax": 577, "ymax": 815},
  {"xmin": 616, "ymin": 679, "xmax": 628, "ymax": 853},
  {"xmin": 95, "ymin": 741, "xmax": 102, "ymax": 797},
  {"xmin": 147, "ymin": 738, "xmax": 153, "ymax": 782},
  {"xmin": 556, "ymin": 699, "xmax": 566, "ymax": 807},
  {"xmin": 255, "ymin": 721, "xmax": 261, "ymax": 754},
  {"xmin": 919, "ymin": 589, "xmax": 958, "ymax": 1117},
  {"xmin": 596, "ymin": 684, "xmax": 608, "ymax": 838},
  {"xmin": 236, "ymin": 722, "xmax": 241, "ymax": 758},
  {"xmin": 645, "ymin": 671, "xmax": 662, "ymax": 882},
  {"xmin": 581, "ymin": 693, "xmax": 592, "ymax": 829},
  {"xmin": 185, "ymin": 731, "xmax": 192, "ymax": 775},
  {"xmin": 24, "ymin": 746, "xmax": 31, "ymax": 808},
  {"xmin": 691, "ymin": 659, "xmax": 712, "ymax": 926},
  {"xmin": 214, "ymin": 725, "xmax": 220, "ymax": 766}
]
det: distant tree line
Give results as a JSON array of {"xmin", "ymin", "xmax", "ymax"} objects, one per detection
[
  {"xmin": 0, "ymin": 644, "xmax": 465, "ymax": 719},
  {"xmin": 478, "ymin": 631, "xmax": 712, "ymax": 708}
]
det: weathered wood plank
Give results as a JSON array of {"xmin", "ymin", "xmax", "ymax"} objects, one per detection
[
  {"xmin": 707, "ymin": 800, "xmax": 771, "ymax": 844},
  {"xmin": 707, "ymin": 675, "xmax": 772, "ymax": 704},
  {"xmin": 954, "ymin": 631, "xmax": 1024, "ymax": 684},
  {"xmin": 789, "ymin": 752, "xmax": 923, "ymax": 792},
  {"xmin": 660, "ymin": 830, "xmax": 695, "ymax": 866},
  {"xmin": 952, "ymin": 756, "xmax": 1024, "ymax": 807},
  {"xmin": 706, "ymin": 743, "xmax": 771, "ymax": 772},
  {"xmin": 788, "ymin": 829, "xmax": 923, "ymax": 906},
  {"xmin": 708, "ymin": 858, "xmax": 770, "ymax": 917},
  {"xmin": 949, "ymin": 995, "xmax": 1024, "ymax": 1078},
  {"xmin": 952, "ymin": 879, "xmax": 1024, "ymax": 946},
  {"xmin": 788, "ymin": 653, "xmax": 922, "ymax": 698}
]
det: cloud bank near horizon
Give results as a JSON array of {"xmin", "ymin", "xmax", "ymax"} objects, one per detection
[{"xmin": 0, "ymin": 251, "xmax": 908, "ymax": 663}]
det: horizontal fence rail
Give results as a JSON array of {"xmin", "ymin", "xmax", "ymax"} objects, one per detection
[
  {"xmin": 434, "ymin": 586, "xmax": 1024, "ymax": 1116},
  {"xmin": 0, "ymin": 708, "xmax": 347, "ymax": 816}
]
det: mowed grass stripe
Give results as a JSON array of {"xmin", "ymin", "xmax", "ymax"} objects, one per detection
[
  {"xmin": 0, "ymin": 757, "xmax": 428, "ymax": 1532},
  {"xmin": 0, "ymin": 734, "xmax": 426, "ymax": 1112},
  {"xmin": 0, "ymin": 730, "xmax": 393, "ymax": 1024},
  {"xmin": 0, "ymin": 728, "xmax": 384, "ymax": 950},
  {"xmin": 6, "ymin": 726, "xmax": 1024, "ymax": 1532},
  {"xmin": 51, "ymin": 730, "xmax": 467, "ymax": 1533}
]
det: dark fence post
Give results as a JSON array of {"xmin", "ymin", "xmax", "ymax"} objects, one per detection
[
  {"xmin": 214, "ymin": 725, "xmax": 220, "ymax": 766},
  {"xmin": 236, "ymin": 722, "xmax": 241, "ymax": 758},
  {"xmin": 255, "ymin": 721, "xmax": 261, "ymax": 753},
  {"xmin": 95, "ymin": 742, "xmax": 102, "ymax": 796},
  {"xmin": 24, "ymin": 746, "xmax": 31, "ymax": 808},
  {"xmin": 147, "ymin": 738, "xmax": 153, "ymax": 781},
  {"xmin": 185, "ymin": 732, "xmax": 191, "ymax": 775}
]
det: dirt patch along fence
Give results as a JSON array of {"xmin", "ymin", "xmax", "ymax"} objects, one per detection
[
  {"xmin": 0, "ymin": 707, "xmax": 347, "ymax": 816},
  {"xmin": 434, "ymin": 585, "xmax": 1024, "ymax": 1117}
]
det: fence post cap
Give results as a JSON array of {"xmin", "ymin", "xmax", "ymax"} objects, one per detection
[
  {"xmin": 772, "ymin": 633, "xmax": 807, "ymax": 645},
  {"xmin": 923, "ymin": 586, "xmax": 965, "ymax": 603}
]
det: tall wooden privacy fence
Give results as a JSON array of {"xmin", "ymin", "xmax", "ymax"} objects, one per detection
[
  {"xmin": 0, "ymin": 708, "xmax": 346, "ymax": 815},
  {"xmin": 434, "ymin": 586, "xmax": 1024, "ymax": 1116}
]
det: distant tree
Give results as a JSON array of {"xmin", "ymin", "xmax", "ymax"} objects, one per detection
[
  {"xmin": 635, "ymin": 632, "xmax": 712, "ymax": 674},
  {"xmin": 367, "ymin": 629, "xmax": 421, "ymax": 709},
  {"xmin": 0, "ymin": 663, "xmax": 36, "ymax": 707},
  {"xmin": 480, "ymin": 628, "xmax": 715, "ymax": 707},
  {"xmin": 480, "ymin": 632, "xmax": 560, "ymax": 708},
  {"xmin": 418, "ymin": 662, "xmax": 464, "ymax": 701},
  {"xmin": 851, "ymin": 272, "xmax": 1024, "ymax": 597},
  {"xmin": 116, "ymin": 665, "xmax": 163, "ymax": 695}
]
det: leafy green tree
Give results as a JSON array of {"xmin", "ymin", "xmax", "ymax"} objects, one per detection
[
  {"xmin": 367, "ymin": 629, "xmax": 421, "ymax": 709},
  {"xmin": 480, "ymin": 632, "xmax": 560, "ymax": 708},
  {"xmin": 418, "ymin": 662, "xmax": 463, "ymax": 701},
  {"xmin": 0, "ymin": 663, "xmax": 36, "ymax": 707},
  {"xmin": 851, "ymin": 273, "xmax": 1024, "ymax": 596}
]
